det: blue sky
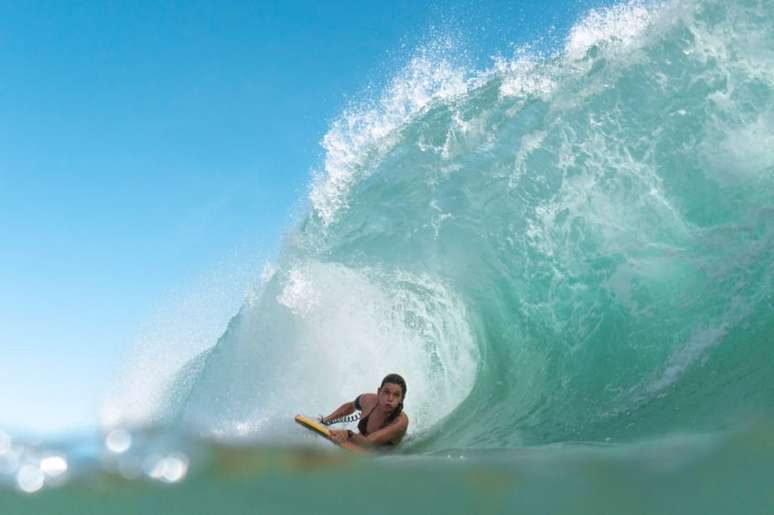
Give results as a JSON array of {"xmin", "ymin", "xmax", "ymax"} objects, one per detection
[{"xmin": 0, "ymin": 0, "xmax": 609, "ymax": 435}]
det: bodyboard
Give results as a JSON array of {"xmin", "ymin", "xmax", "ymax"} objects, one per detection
[{"xmin": 294, "ymin": 415, "xmax": 363, "ymax": 453}]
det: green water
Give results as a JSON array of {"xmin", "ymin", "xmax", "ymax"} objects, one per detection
[{"xmin": 3, "ymin": 426, "xmax": 774, "ymax": 514}]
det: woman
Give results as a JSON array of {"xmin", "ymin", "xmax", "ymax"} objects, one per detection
[{"xmin": 321, "ymin": 373, "xmax": 409, "ymax": 450}]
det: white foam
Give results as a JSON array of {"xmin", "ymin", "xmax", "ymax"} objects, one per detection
[
  {"xmin": 649, "ymin": 325, "xmax": 727, "ymax": 393},
  {"xmin": 188, "ymin": 261, "xmax": 478, "ymax": 440},
  {"xmin": 564, "ymin": 2, "xmax": 654, "ymax": 62},
  {"xmin": 308, "ymin": 1, "xmax": 668, "ymax": 228},
  {"xmin": 310, "ymin": 51, "xmax": 474, "ymax": 226},
  {"xmin": 276, "ymin": 267, "xmax": 320, "ymax": 317},
  {"xmin": 496, "ymin": 54, "xmax": 557, "ymax": 100},
  {"xmin": 704, "ymin": 112, "xmax": 774, "ymax": 178}
]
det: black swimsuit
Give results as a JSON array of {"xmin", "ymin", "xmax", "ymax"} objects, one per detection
[{"xmin": 354, "ymin": 395, "xmax": 397, "ymax": 446}]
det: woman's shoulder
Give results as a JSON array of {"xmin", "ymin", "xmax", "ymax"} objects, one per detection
[{"xmin": 358, "ymin": 392, "xmax": 378, "ymax": 407}]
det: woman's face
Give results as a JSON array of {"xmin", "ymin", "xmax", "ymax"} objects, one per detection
[{"xmin": 377, "ymin": 382, "xmax": 404, "ymax": 412}]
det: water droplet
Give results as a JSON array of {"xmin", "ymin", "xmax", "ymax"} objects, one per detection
[
  {"xmin": 148, "ymin": 453, "xmax": 189, "ymax": 484},
  {"xmin": 40, "ymin": 456, "xmax": 68, "ymax": 477},
  {"xmin": 105, "ymin": 429, "xmax": 132, "ymax": 454},
  {"xmin": 16, "ymin": 465, "xmax": 44, "ymax": 493},
  {"xmin": 0, "ymin": 430, "xmax": 10, "ymax": 456}
]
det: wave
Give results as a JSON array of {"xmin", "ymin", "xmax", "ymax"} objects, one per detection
[{"xmin": 109, "ymin": 0, "xmax": 774, "ymax": 449}]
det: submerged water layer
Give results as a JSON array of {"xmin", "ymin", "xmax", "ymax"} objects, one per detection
[{"xmin": 1, "ymin": 424, "xmax": 773, "ymax": 515}]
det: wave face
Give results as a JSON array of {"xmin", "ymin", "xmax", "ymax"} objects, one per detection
[{"xmin": 161, "ymin": 0, "xmax": 774, "ymax": 449}]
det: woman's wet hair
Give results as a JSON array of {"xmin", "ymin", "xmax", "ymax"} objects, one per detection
[{"xmin": 379, "ymin": 373, "xmax": 407, "ymax": 422}]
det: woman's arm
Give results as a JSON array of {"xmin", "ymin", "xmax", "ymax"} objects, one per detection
[
  {"xmin": 349, "ymin": 413, "xmax": 409, "ymax": 448},
  {"xmin": 321, "ymin": 401, "xmax": 356, "ymax": 424}
]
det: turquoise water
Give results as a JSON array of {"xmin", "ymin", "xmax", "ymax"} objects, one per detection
[
  {"xmin": 3, "ymin": 0, "xmax": 774, "ymax": 512},
  {"xmin": 2, "ymin": 428, "xmax": 774, "ymax": 513}
]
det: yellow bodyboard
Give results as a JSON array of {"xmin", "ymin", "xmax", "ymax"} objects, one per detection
[{"xmin": 294, "ymin": 415, "xmax": 363, "ymax": 453}]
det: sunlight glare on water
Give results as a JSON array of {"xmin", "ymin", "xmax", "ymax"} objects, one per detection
[
  {"xmin": 40, "ymin": 456, "xmax": 68, "ymax": 478},
  {"xmin": 0, "ymin": 431, "xmax": 10, "ymax": 456},
  {"xmin": 15, "ymin": 465, "xmax": 44, "ymax": 494},
  {"xmin": 146, "ymin": 453, "xmax": 189, "ymax": 484},
  {"xmin": 105, "ymin": 429, "xmax": 132, "ymax": 454}
]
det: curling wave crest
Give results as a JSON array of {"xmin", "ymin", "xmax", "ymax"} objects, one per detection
[{"xmin": 112, "ymin": 0, "xmax": 774, "ymax": 450}]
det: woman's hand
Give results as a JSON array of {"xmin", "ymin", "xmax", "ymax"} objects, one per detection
[{"xmin": 328, "ymin": 430, "xmax": 350, "ymax": 443}]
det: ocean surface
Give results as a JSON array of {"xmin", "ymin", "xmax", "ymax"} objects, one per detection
[{"xmin": 3, "ymin": 0, "xmax": 774, "ymax": 512}]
